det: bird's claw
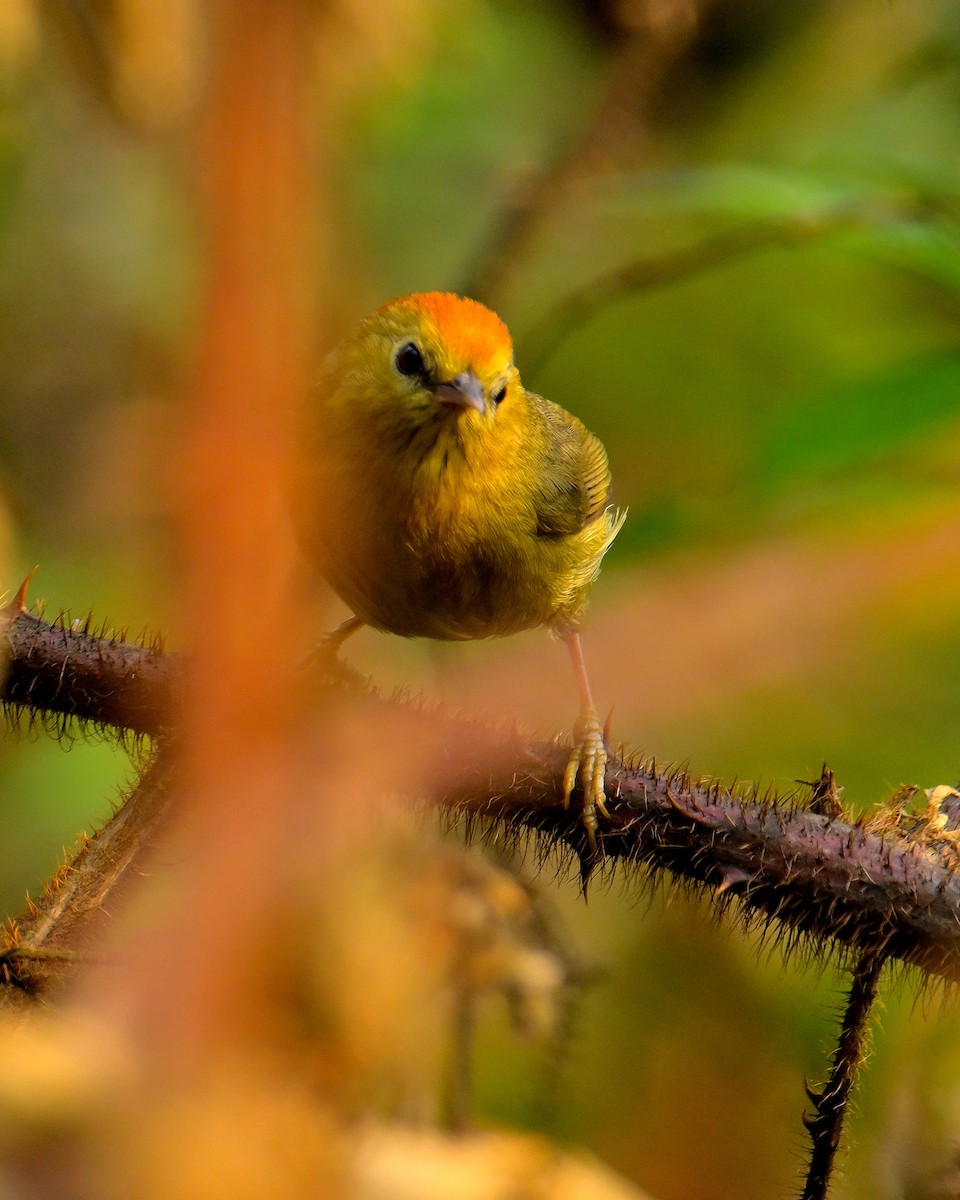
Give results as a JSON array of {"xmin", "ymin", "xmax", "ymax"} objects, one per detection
[{"xmin": 563, "ymin": 707, "xmax": 610, "ymax": 853}]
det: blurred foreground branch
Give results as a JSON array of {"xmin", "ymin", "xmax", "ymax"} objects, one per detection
[
  {"xmin": 3, "ymin": 600, "xmax": 960, "ymax": 1003},
  {"xmin": 0, "ymin": 751, "xmax": 175, "ymax": 1003}
]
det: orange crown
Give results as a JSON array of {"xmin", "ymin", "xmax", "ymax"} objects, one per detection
[{"xmin": 378, "ymin": 292, "xmax": 513, "ymax": 369}]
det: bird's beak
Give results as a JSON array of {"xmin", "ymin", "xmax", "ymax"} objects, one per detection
[{"xmin": 433, "ymin": 371, "xmax": 486, "ymax": 415}]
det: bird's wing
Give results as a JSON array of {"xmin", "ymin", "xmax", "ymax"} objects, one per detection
[{"xmin": 528, "ymin": 394, "xmax": 612, "ymax": 538}]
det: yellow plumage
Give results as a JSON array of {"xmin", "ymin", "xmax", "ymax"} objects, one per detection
[{"xmin": 303, "ymin": 292, "xmax": 624, "ymax": 848}]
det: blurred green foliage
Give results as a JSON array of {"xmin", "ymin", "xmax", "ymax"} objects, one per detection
[{"xmin": 2, "ymin": 1, "xmax": 960, "ymax": 1197}]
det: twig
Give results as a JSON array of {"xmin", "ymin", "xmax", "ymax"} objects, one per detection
[
  {"xmin": 0, "ymin": 748, "xmax": 176, "ymax": 1004},
  {"xmin": 520, "ymin": 208, "xmax": 867, "ymax": 375},
  {"xmin": 462, "ymin": 0, "xmax": 711, "ymax": 308},
  {"xmin": 800, "ymin": 951, "xmax": 886, "ymax": 1200}
]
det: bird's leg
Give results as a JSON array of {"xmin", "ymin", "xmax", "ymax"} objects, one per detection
[
  {"xmin": 321, "ymin": 614, "xmax": 364, "ymax": 655},
  {"xmin": 307, "ymin": 613, "xmax": 365, "ymax": 679},
  {"xmin": 561, "ymin": 631, "xmax": 610, "ymax": 853}
]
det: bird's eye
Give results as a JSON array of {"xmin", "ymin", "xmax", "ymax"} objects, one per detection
[
  {"xmin": 492, "ymin": 384, "xmax": 507, "ymax": 406},
  {"xmin": 394, "ymin": 342, "xmax": 426, "ymax": 378}
]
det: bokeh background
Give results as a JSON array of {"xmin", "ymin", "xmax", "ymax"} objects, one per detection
[{"xmin": 1, "ymin": 2, "xmax": 960, "ymax": 1198}]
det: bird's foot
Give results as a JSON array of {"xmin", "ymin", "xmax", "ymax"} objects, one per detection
[{"xmin": 562, "ymin": 707, "xmax": 610, "ymax": 854}]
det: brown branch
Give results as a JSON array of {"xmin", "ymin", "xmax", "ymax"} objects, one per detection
[
  {"xmin": 800, "ymin": 951, "xmax": 886, "ymax": 1200},
  {"xmin": 0, "ymin": 748, "xmax": 176, "ymax": 1005},
  {"xmin": 434, "ymin": 740, "xmax": 960, "ymax": 983},
  {"xmin": 3, "ymin": 604, "xmax": 960, "ymax": 992},
  {"xmin": 0, "ymin": 594, "xmax": 180, "ymax": 1003},
  {"xmin": 2, "ymin": 602, "xmax": 177, "ymax": 737}
]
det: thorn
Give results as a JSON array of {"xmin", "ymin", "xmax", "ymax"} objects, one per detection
[
  {"xmin": 715, "ymin": 866, "xmax": 753, "ymax": 895},
  {"xmin": 804, "ymin": 1079, "xmax": 823, "ymax": 1106},
  {"xmin": 804, "ymin": 762, "xmax": 844, "ymax": 818},
  {"xmin": 578, "ymin": 848, "xmax": 596, "ymax": 900},
  {"xmin": 666, "ymin": 789, "xmax": 707, "ymax": 824},
  {"xmin": 576, "ymin": 826, "xmax": 600, "ymax": 899},
  {"xmin": 8, "ymin": 567, "xmax": 38, "ymax": 615},
  {"xmin": 603, "ymin": 706, "xmax": 614, "ymax": 747}
]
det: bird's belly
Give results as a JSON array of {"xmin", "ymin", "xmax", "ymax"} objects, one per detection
[
  {"xmin": 339, "ymin": 542, "xmax": 554, "ymax": 640},
  {"xmin": 311, "ymin": 451, "xmax": 605, "ymax": 640},
  {"xmin": 319, "ymin": 510, "xmax": 561, "ymax": 641}
]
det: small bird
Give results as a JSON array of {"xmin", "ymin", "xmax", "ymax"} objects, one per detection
[{"xmin": 303, "ymin": 292, "xmax": 624, "ymax": 849}]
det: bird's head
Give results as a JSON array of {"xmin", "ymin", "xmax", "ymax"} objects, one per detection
[{"xmin": 335, "ymin": 292, "xmax": 520, "ymax": 437}]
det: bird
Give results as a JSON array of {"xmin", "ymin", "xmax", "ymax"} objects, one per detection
[{"xmin": 301, "ymin": 291, "xmax": 624, "ymax": 850}]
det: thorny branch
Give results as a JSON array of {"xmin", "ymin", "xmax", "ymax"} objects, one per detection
[
  {"xmin": 3, "ymin": 601, "xmax": 960, "ymax": 993},
  {"xmin": 0, "ymin": 751, "xmax": 176, "ymax": 1004},
  {"xmin": 0, "ymin": 586, "xmax": 180, "ymax": 1004},
  {"xmin": 3, "ymin": 588, "xmax": 177, "ymax": 738},
  {"xmin": 800, "ymin": 951, "xmax": 886, "ymax": 1200}
]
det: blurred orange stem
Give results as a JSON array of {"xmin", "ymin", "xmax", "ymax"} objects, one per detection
[{"xmin": 117, "ymin": 0, "xmax": 319, "ymax": 1066}]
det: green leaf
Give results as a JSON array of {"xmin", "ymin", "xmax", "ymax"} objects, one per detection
[{"xmin": 757, "ymin": 350, "xmax": 960, "ymax": 487}]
